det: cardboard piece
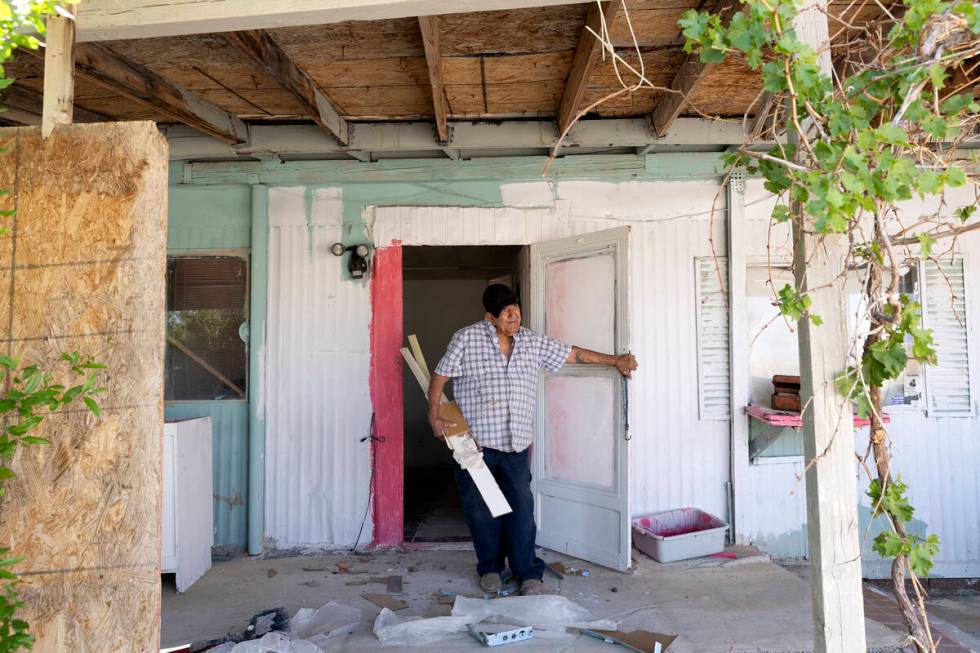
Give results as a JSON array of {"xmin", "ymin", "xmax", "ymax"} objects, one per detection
[
  {"xmin": 363, "ymin": 593, "xmax": 409, "ymax": 611},
  {"xmin": 582, "ymin": 629, "xmax": 676, "ymax": 653},
  {"xmin": 437, "ymin": 402, "xmax": 470, "ymax": 438}
]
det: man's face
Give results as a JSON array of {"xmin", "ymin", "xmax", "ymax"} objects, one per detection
[{"xmin": 488, "ymin": 303, "xmax": 521, "ymax": 337}]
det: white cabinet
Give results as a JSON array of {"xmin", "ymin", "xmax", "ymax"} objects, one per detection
[{"xmin": 162, "ymin": 417, "xmax": 214, "ymax": 592}]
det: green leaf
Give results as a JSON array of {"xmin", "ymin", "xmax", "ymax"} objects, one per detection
[
  {"xmin": 875, "ymin": 123, "xmax": 909, "ymax": 146},
  {"xmin": 8, "ymin": 416, "xmax": 41, "ymax": 436},
  {"xmin": 19, "ymin": 436, "xmax": 48, "ymax": 446},
  {"xmin": 908, "ymin": 534, "xmax": 940, "ymax": 577},
  {"xmin": 771, "ymin": 205, "xmax": 792, "ymax": 223},
  {"xmin": 0, "ymin": 355, "xmax": 16, "ymax": 370},
  {"xmin": 956, "ymin": 204, "xmax": 977, "ymax": 223},
  {"xmin": 943, "ymin": 166, "xmax": 967, "ymax": 187},
  {"xmin": 0, "ymin": 467, "xmax": 15, "ymax": 481},
  {"xmin": 918, "ymin": 232, "xmax": 936, "ymax": 257},
  {"xmin": 873, "ymin": 531, "xmax": 905, "ymax": 558},
  {"xmin": 83, "ymin": 396, "xmax": 101, "ymax": 418}
]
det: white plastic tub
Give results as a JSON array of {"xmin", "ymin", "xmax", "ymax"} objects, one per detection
[{"xmin": 632, "ymin": 508, "xmax": 729, "ymax": 563}]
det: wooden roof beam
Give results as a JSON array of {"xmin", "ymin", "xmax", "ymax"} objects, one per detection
[
  {"xmin": 557, "ymin": 0, "xmax": 622, "ymax": 135},
  {"xmin": 0, "ymin": 84, "xmax": 108, "ymax": 124},
  {"xmin": 417, "ymin": 15, "xmax": 448, "ymax": 145},
  {"xmin": 225, "ymin": 30, "xmax": 348, "ymax": 146},
  {"xmin": 74, "ymin": 0, "xmax": 595, "ymax": 42},
  {"xmin": 648, "ymin": 0, "xmax": 738, "ymax": 138},
  {"xmin": 46, "ymin": 42, "xmax": 250, "ymax": 144}
]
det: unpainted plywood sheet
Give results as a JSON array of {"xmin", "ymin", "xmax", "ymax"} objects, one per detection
[{"xmin": 0, "ymin": 122, "xmax": 167, "ymax": 653}]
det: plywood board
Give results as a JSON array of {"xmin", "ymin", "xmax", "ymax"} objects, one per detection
[{"xmin": 0, "ymin": 122, "xmax": 167, "ymax": 653}]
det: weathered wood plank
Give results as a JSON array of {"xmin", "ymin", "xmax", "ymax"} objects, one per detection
[
  {"xmin": 71, "ymin": 42, "xmax": 249, "ymax": 143},
  {"xmin": 224, "ymin": 29, "xmax": 348, "ymax": 145},
  {"xmin": 418, "ymin": 15, "xmax": 448, "ymax": 143},
  {"xmin": 0, "ymin": 120, "xmax": 166, "ymax": 653},
  {"xmin": 648, "ymin": 0, "xmax": 738, "ymax": 136},
  {"xmin": 2, "ymin": 84, "xmax": 108, "ymax": 123},
  {"xmin": 74, "ymin": 0, "xmax": 595, "ymax": 42},
  {"xmin": 41, "ymin": 15, "xmax": 75, "ymax": 137},
  {"xmin": 557, "ymin": 0, "xmax": 622, "ymax": 134}
]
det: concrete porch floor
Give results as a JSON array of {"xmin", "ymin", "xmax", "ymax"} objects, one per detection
[{"xmin": 162, "ymin": 548, "xmax": 915, "ymax": 652}]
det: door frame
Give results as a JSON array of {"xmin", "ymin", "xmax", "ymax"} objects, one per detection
[{"xmin": 367, "ymin": 205, "xmax": 634, "ymax": 550}]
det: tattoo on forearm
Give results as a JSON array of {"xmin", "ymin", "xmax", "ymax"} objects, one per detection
[{"xmin": 572, "ymin": 347, "xmax": 588, "ymax": 364}]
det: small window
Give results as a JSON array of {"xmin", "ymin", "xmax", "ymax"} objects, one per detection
[{"xmin": 165, "ymin": 256, "xmax": 248, "ymax": 401}]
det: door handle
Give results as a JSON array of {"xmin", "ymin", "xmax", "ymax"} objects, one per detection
[{"xmin": 622, "ymin": 376, "xmax": 631, "ymax": 441}]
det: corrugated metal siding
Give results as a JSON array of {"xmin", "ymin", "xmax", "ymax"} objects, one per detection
[
  {"xmin": 374, "ymin": 182, "xmax": 732, "ymax": 525},
  {"xmin": 168, "ymin": 185, "xmax": 251, "ymax": 251},
  {"xmin": 265, "ymin": 187, "xmax": 373, "ymax": 548},
  {"xmin": 166, "ymin": 184, "xmax": 252, "ymax": 551},
  {"xmin": 164, "ymin": 401, "xmax": 249, "ymax": 549},
  {"xmin": 738, "ymin": 181, "xmax": 980, "ymax": 574}
]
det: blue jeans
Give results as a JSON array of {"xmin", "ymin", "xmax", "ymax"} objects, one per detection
[{"xmin": 454, "ymin": 447, "xmax": 545, "ymax": 582}]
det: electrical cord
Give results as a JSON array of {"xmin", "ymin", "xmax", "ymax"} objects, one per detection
[{"xmin": 352, "ymin": 414, "xmax": 383, "ymax": 551}]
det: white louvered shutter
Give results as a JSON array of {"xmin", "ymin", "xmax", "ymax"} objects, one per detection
[
  {"xmin": 695, "ymin": 257, "xmax": 731, "ymax": 419},
  {"xmin": 923, "ymin": 258, "xmax": 974, "ymax": 416}
]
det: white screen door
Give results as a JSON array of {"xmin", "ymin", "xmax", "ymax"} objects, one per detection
[{"xmin": 529, "ymin": 227, "xmax": 631, "ymax": 571}]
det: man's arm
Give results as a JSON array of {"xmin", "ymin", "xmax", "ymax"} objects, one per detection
[
  {"xmin": 426, "ymin": 373, "xmax": 456, "ymax": 439},
  {"xmin": 567, "ymin": 346, "xmax": 638, "ymax": 378}
]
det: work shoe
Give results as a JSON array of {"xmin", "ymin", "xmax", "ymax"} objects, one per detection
[
  {"xmin": 519, "ymin": 579, "xmax": 545, "ymax": 596},
  {"xmin": 480, "ymin": 572, "xmax": 503, "ymax": 593}
]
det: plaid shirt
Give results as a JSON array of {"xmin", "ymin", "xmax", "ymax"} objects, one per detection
[{"xmin": 435, "ymin": 320, "xmax": 571, "ymax": 452}]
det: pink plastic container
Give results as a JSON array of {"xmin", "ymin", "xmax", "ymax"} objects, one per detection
[{"xmin": 632, "ymin": 508, "xmax": 729, "ymax": 563}]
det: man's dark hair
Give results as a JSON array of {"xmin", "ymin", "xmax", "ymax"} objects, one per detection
[{"xmin": 482, "ymin": 284, "xmax": 519, "ymax": 318}]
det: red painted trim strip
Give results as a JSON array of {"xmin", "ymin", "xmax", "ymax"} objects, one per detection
[{"xmin": 369, "ymin": 245, "xmax": 404, "ymax": 548}]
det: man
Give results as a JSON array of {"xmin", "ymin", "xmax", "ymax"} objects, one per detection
[{"xmin": 428, "ymin": 284, "xmax": 637, "ymax": 596}]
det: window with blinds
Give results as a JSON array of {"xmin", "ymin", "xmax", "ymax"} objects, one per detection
[
  {"xmin": 165, "ymin": 256, "xmax": 248, "ymax": 401},
  {"xmin": 695, "ymin": 257, "xmax": 731, "ymax": 420},
  {"xmin": 923, "ymin": 258, "xmax": 974, "ymax": 416}
]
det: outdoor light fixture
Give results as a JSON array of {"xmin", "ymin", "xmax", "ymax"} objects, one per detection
[{"xmin": 330, "ymin": 242, "xmax": 372, "ymax": 279}]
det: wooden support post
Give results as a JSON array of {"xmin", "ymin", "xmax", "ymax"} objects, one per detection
[
  {"xmin": 727, "ymin": 165, "xmax": 750, "ymax": 543},
  {"xmin": 791, "ymin": 2, "xmax": 867, "ymax": 651},
  {"xmin": 41, "ymin": 15, "xmax": 75, "ymax": 138}
]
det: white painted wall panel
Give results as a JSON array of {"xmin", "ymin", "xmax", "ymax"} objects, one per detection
[
  {"xmin": 739, "ymin": 180, "xmax": 980, "ymax": 575},
  {"xmin": 265, "ymin": 187, "xmax": 373, "ymax": 548},
  {"xmin": 374, "ymin": 180, "xmax": 732, "ymax": 527}
]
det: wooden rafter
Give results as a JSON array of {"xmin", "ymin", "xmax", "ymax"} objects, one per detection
[
  {"xmin": 417, "ymin": 15, "xmax": 448, "ymax": 144},
  {"xmin": 648, "ymin": 0, "xmax": 738, "ymax": 137},
  {"xmin": 557, "ymin": 0, "xmax": 622, "ymax": 135},
  {"xmin": 38, "ymin": 42, "xmax": 250, "ymax": 144},
  {"xmin": 224, "ymin": 30, "xmax": 349, "ymax": 145},
  {"xmin": 1, "ymin": 84, "xmax": 107, "ymax": 125}
]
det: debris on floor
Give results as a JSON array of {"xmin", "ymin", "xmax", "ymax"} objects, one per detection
[
  {"xmin": 188, "ymin": 601, "xmax": 359, "ymax": 652},
  {"xmin": 581, "ymin": 628, "xmax": 677, "ymax": 653},
  {"xmin": 372, "ymin": 594, "xmax": 618, "ymax": 646},
  {"xmin": 467, "ymin": 623, "xmax": 534, "ymax": 647},
  {"xmin": 363, "ymin": 592, "xmax": 409, "ymax": 611},
  {"xmin": 547, "ymin": 561, "xmax": 590, "ymax": 578}
]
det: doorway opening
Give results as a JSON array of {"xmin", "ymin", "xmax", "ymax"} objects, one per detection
[{"xmin": 401, "ymin": 245, "xmax": 524, "ymax": 542}]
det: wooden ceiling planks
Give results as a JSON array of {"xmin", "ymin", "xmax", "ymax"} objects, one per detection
[{"xmin": 0, "ymin": 2, "xmax": 895, "ymax": 136}]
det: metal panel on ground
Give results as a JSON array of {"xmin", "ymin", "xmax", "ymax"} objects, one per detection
[{"xmin": 164, "ymin": 401, "xmax": 249, "ymax": 550}]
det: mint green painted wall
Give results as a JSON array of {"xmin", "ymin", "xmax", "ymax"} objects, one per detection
[
  {"xmin": 168, "ymin": 184, "xmax": 251, "ymax": 251},
  {"xmin": 167, "ymin": 182, "xmax": 252, "ymax": 551}
]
